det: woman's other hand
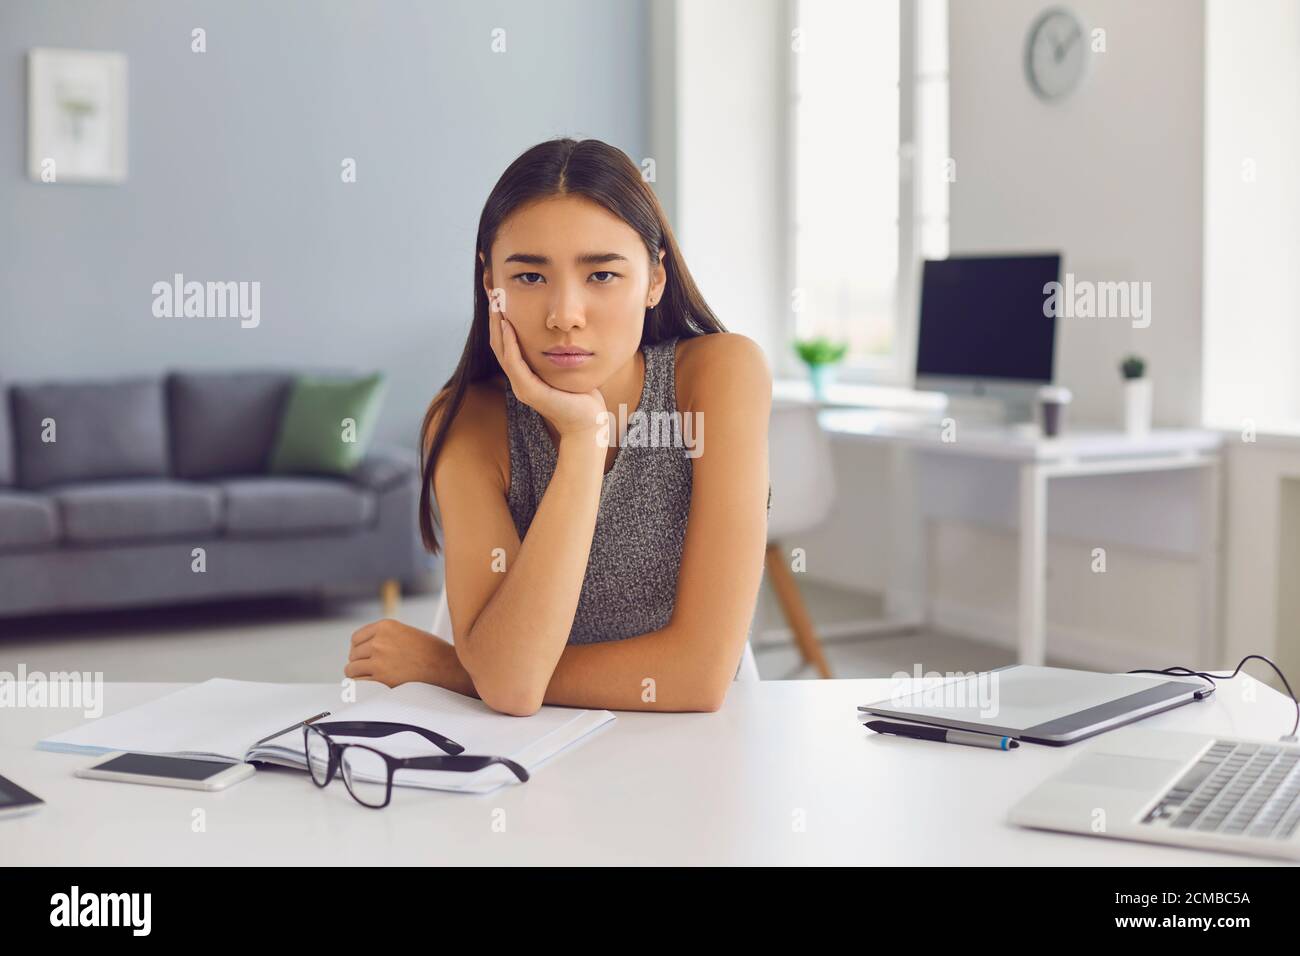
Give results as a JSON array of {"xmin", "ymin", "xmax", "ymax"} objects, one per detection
[{"xmin": 346, "ymin": 619, "xmax": 478, "ymax": 698}]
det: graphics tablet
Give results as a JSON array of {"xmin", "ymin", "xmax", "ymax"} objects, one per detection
[{"xmin": 857, "ymin": 665, "xmax": 1208, "ymax": 746}]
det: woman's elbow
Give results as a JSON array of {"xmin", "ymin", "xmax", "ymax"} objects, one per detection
[
  {"xmin": 694, "ymin": 686, "xmax": 728, "ymax": 713},
  {"xmin": 676, "ymin": 673, "xmax": 731, "ymax": 713},
  {"xmin": 457, "ymin": 640, "xmax": 547, "ymax": 715},
  {"xmin": 477, "ymin": 681, "xmax": 545, "ymax": 717},
  {"xmin": 694, "ymin": 660, "xmax": 742, "ymax": 712}
]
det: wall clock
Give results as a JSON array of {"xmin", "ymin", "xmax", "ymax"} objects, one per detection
[{"xmin": 1025, "ymin": 7, "xmax": 1088, "ymax": 101}]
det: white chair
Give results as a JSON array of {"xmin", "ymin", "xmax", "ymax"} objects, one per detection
[
  {"xmin": 432, "ymin": 586, "xmax": 454, "ymax": 643},
  {"xmin": 431, "ymin": 589, "xmax": 760, "ymax": 682},
  {"xmin": 763, "ymin": 401, "xmax": 837, "ymax": 678},
  {"xmin": 735, "ymin": 637, "xmax": 760, "ymax": 682}
]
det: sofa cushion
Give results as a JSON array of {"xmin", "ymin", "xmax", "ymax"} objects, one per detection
[
  {"xmin": 268, "ymin": 372, "xmax": 387, "ymax": 476},
  {"xmin": 167, "ymin": 371, "xmax": 295, "ymax": 479},
  {"xmin": 347, "ymin": 448, "xmax": 417, "ymax": 492},
  {"xmin": 0, "ymin": 387, "xmax": 13, "ymax": 485},
  {"xmin": 54, "ymin": 480, "xmax": 222, "ymax": 545},
  {"xmin": 12, "ymin": 379, "xmax": 169, "ymax": 489},
  {"xmin": 0, "ymin": 491, "xmax": 58, "ymax": 550},
  {"xmin": 220, "ymin": 477, "xmax": 376, "ymax": 537}
]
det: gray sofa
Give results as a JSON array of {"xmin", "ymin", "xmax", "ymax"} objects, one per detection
[{"xmin": 0, "ymin": 370, "xmax": 425, "ymax": 619}]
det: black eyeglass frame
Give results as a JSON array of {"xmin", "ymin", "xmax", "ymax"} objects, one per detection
[
  {"xmin": 304, "ymin": 721, "xmax": 530, "ymax": 809},
  {"xmin": 311, "ymin": 720, "xmax": 466, "ymax": 755}
]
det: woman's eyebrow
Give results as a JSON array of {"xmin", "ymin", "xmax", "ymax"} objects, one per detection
[{"xmin": 503, "ymin": 252, "xmax": 630, "ymax": 266}]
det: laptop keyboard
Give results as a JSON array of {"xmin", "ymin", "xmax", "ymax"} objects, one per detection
[{"xmin": 1142, "ymin": 740, "xmax": 1300, "ymax": 838}]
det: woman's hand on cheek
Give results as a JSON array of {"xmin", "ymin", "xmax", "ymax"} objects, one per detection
[
  {"xmin": 346, "ymin": 619, "xmax": 478, "ymax": 697},
  {"xmin": 488, "ymin": 309, "xmax": 610, "ymax": 442}
]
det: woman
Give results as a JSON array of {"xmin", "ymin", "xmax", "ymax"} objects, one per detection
[{"xmin": 346, "ymin": 138, "xmax": 771, "ymax": 715}]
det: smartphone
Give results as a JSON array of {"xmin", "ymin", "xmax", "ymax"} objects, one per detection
[
  {"xmin": 0, "ymin": 773, "xmax": 44, "ymax": 818},
  {"xmin": 75, "ymin": 752, "xmax": 256, "ymax": 791}
]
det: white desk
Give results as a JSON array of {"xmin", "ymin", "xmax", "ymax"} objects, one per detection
[
  {"xmin": 2, "ymin": 675, "xmax": 1288, "ymax": 865},
  {"xmin": 773, "ymin": 377, "xmax": 948, "ymax": 413},
  {"xmin": 819, "ymin": 411, "xmax": 1225, "ymax": 668}
]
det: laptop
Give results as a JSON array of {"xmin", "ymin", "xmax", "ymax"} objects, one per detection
[{"xmin": 1008, "ymin": 727, "xmax": 1300, "ymax": 861}]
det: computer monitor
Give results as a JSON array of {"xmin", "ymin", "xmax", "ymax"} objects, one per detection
[{"xmin": 914, "ymin": 253, "xmax": 1061, "ymax": 420}]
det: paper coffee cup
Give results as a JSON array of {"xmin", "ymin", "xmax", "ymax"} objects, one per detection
[{"xmin": 1037, "ymin": 385, "xmax": 1072, "ymax": 437}]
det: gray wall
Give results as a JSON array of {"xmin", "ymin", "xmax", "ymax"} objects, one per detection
[{"xmin": 0, "ymin": 0, "xmax": 649, "ymax": 449}]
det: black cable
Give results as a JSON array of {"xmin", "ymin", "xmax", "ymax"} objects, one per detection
[{"xmin": 1127, "ymin": 654, "xmax": 1299, "ymax": 741}]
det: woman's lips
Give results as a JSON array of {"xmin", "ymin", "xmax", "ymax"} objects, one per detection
[{"xmin": 543, "ymin": 350, "xmax": 593, "ymax": 368}]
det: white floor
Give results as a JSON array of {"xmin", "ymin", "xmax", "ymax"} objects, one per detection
[{"xmin": 0, "ymin": 579, "xmax": 1078, "ymax": 685}]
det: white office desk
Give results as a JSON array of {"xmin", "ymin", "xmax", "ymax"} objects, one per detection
[
  {"xmin": 773, "ymin": 377, "xmax": 948, "ymax": 413},
  {"xmin": 819, "ymin": 411, "xmax": 1225, "ymax": 668},
  {"xmin": 2, "ymin": 675, "xmax": 1289, "ymax": 866}
]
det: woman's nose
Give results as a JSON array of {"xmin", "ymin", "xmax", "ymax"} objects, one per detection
[{"xmin": 546, "ymin": 287, "xmax": 586, "ymax": 330}]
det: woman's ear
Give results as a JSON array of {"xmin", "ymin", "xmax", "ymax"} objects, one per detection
[{"xmin": 649, "ymin": 247, "xmax": 667, "ymax": 303}]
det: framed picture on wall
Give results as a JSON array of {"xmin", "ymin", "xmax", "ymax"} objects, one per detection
[{"xmin": 27, "ymin": 47, "xmax": 128, "ymax": 184}]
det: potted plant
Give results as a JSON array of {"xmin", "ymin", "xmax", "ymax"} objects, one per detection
[
  {"xmin": 1120, "ymin": 354, "xmax": 1151, "ymax": 436},
  {"xmin": 794, "ymin": 337, "xmax": 849, "ymax": 401}
]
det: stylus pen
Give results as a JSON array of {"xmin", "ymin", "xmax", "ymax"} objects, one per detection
[{"xmin": 863, "ymin": 719, "xmax": 1019, "ymax": 751}]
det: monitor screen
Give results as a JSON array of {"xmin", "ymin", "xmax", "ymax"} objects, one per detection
[{"xmin": 915, "ymin": 254, "xmax": 1060, "ymax": 384}]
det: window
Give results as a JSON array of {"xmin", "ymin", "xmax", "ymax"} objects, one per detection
[{"xmin": 789, "ymin": 0, "xmax": 949, "ymax": 382}]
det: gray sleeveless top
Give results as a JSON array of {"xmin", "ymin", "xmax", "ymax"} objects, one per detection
[{"xmin": 505, "ymin": 336, "xmax": 769, "ymax": 646}]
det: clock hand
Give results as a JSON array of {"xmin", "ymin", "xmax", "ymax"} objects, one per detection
[
  {"xmin": 1046, "ymin": 28, "xmax": 1068, "ymax": 63},
  {"xmin": 1053, "ymin": 26, "xmax": 1082, "ymax": 64}
]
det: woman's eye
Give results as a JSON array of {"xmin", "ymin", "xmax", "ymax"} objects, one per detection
[{"xmin": 513, "ymin": 271, "xmax": 618, "ymax": 285}]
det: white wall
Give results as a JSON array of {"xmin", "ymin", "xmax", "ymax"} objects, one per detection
[
  {"xmin": 1202, "ymin": 0, "xmax": 1300, "ymax": 430},
  {"xmin": 669, "ymin": 0, "xmax": 787, "ymax": 361},
  {"xmin": 948, "ymin": 0, "xmax": 1205, "ymax": 429},
  {"xmin": 1223, "ymin": 437, "xmax": 1300, "ymax": 682},
  {"xmin": 1200, "ymin": 4, "xmax": 1300, "ymax": 684}
]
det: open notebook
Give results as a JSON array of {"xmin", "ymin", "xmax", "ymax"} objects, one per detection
[{"xmin": 38, "ymin": 678, "xmax": 615, "ymax": 794}]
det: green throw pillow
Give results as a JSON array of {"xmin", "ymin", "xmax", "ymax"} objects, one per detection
[{"xmin": 268, "ymin": 373, "xmax": 386, "ymax": 476}]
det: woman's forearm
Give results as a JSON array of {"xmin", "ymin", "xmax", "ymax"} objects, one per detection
[
  {"xmin": 539, "ymin": 624, "xmax": 733, "ymax": 712},
  {"xmin": 458, "ymin": 431, "xmax": 605, "ymax": 714}
]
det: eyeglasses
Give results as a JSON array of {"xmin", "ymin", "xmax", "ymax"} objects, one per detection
[{"xmin": 304, "ymin": 720, "xmax": 530, "ymax": 808}]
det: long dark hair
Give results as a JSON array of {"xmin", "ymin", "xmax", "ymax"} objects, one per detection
[{"xmin": 418, "ymin": 137, "xmax": 727, "ymax": 555}]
